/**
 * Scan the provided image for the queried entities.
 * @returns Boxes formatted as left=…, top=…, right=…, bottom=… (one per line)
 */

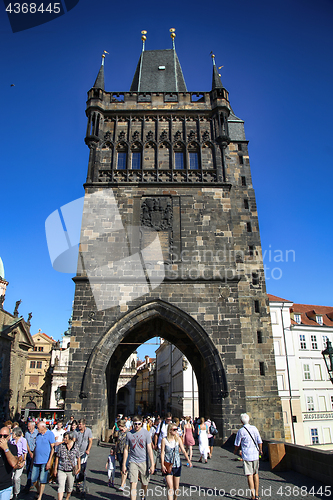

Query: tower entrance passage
left=78, top=301, right=228, bottom=438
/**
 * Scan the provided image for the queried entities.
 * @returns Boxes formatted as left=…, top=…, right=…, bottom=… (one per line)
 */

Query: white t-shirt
left=52, top=427, right=65, bottom=443
left=155, top=421, right=169, bottom=449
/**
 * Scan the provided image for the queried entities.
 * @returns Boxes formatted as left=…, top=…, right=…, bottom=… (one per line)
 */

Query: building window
left=254, top=300, right=260, bottom=313
left=246, top=222, right=252, bottom=232
left=311, top=335, right=318, bottom=350
left=248, top=245, right=254, bottom=257
left=238, top=143, right=242, bottom=151
left=36, top=361, right=42, bottom=369
left=117, top=152, right=127, bottom=170
left=322, top=336, right=329, bottom=348
left=331, top=396, right=333, bottom=410
left=131, top=152, right=141, bottom=170
left=252, top=272, right=259, bottom=286
left=30, top=361, right=36, bottom=369
left=244, top=199, right=249, bottom=209
left=303, top=364, right=311, bottom=380
left=307, top=396, right=315, bottom=412
left=311, top=428, right=319, bottom=444
left=189, top=152, right=199, bottom=170
left=314, top=364, right=322, bottom=381
left=259, top=362, right=265, bottom=376
left=294, top=314, right=301, bottom=324
left=175, top=152, right=184, bottom=169
left=239, top=155, right=244, bottom=165
left=257, top=331, right=263, bottom=344
left=241, top=176, right=246, bottom=186
left=299, top=335, right=307, bottom=350
left=316, top=315, right=323, bottom=325
left=33, top=347, right=38, bottom=351
left=38, top=346, right=44, bottom=352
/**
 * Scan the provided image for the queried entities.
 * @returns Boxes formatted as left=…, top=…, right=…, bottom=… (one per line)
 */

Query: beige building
left=23, top=329, right=56, bottom=409
left=155, top=340, right=198, bottom=418
left=116, top=352, right=137, bottom=416
left=135, top=356, right=155, bottom=415
left=0, top=259, right=34, bottom=420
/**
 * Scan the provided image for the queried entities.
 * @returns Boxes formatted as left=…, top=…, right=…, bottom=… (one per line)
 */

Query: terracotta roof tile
left=290, top=303, right=333, bottom=327
left=267, top=294, right=292, bottom=302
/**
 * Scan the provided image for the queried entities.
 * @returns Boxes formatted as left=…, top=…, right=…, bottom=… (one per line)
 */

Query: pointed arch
left=143, top=141, right=156, bottom=170
left=158, top=141, right=171, bottom=170
left=80, top=300, right=228, bottom=421
left=202, top=142, right=215, bottom=170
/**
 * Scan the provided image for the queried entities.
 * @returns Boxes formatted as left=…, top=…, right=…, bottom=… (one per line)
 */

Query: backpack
left=210, top=422, right=218, bottom=436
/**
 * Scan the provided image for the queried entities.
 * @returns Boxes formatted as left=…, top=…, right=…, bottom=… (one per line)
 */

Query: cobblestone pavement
left=20, top=442, right=331, bottom=500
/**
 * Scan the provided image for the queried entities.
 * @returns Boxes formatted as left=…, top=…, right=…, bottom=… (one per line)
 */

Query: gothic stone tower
left=65, top=39, right=284, bottom=441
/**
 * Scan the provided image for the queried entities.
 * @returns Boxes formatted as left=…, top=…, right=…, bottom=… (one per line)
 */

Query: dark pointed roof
left=93, top=63, right=105, bottom=90
left=130, top=49, right=187, bottom=92
left=212, top=63, right=223, bottom=90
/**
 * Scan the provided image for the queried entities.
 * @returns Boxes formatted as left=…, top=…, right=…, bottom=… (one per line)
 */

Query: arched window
left=131, top=142, right=142, bottom=170
left=174, top=142, right=185, bottom=170
left=188, top=142, right=200, bottom=170
left=116, top=143, right=127, bottom=170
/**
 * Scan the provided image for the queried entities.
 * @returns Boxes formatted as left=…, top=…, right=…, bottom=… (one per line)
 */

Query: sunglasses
left=134, top=422, right=142, bottom=426
left=171, top=428, right=178, bottom=432
left=0, top=434, right=9, bottom=438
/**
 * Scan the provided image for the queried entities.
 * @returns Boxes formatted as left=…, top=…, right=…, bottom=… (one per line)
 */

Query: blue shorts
left=0, top=486, right=13, bottom=500
left=31, top=464, right=49, bottom=484
left=165, top=465, right=181, bottom=477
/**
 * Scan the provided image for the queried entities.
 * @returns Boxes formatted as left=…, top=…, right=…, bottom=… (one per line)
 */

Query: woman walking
left=115, top=420, right=128, bottom=491
left=183, top=417, right=195, bottom=466
left=54, top=431, right=81, bottom=500
left=198, top=418, right=209, bottom=463
left=161, top=423, right=192, bottom=500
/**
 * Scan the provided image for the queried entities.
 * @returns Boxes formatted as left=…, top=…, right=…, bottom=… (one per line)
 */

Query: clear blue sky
left=1, top=0, right=332, bottom=360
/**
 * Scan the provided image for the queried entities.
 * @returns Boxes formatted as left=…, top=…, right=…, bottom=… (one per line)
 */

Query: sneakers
left=112, top=482, right=114, bottom=488
left=118, top=486, right=124, bottom=492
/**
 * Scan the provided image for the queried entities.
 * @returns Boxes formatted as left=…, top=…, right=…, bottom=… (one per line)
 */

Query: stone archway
left=78, top=300, right=228, bottom=438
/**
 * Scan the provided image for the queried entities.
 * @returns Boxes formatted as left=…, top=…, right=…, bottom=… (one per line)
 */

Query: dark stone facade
left=65, top=53, right=284, bottom=442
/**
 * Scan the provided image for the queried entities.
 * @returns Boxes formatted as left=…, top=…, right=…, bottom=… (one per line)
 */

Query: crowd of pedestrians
left=0, top=412, right=263, bottom=500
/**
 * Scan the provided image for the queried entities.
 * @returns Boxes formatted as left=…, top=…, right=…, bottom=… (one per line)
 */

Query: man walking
left=234, top=413, right=262, bottom=500
left=122, top=416, right=155, bottom=500
left=0, top=426, right=18, bottom=500
left=24, top=421, right=38, bottom=492
left=31, top=421, right=55, bottom=500
left=75, top=419, right=93, bottom=490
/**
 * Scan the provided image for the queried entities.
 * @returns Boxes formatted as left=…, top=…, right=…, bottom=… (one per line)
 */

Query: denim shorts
left=31, top=464, right=49, bottom=484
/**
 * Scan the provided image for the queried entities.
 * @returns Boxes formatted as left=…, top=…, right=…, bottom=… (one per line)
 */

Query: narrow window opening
left=259, top=362, right=265, bottom=376
left=254, top=300, right=260, bottom=313
left=241, top=176, right=246, bottom=186
left=132, top=152, right=141, bottom=170
left=238, top=143, right=242, bottom=151
left=247, top=222, right=252, bottom=232
left=257, top=331, right=263, bottom=343
left=239, top=155, right=244, bottom=165
left=117, top=152, right=127, bottom=170
left=189, top=152, right=199, bottom=170
left=248, top=245, right=254, bottom=257
left=244, top=199, right=249, bottom=209
left=252, top=272, right=259, bottom=286
left=175, top=152, right=184, bottom=169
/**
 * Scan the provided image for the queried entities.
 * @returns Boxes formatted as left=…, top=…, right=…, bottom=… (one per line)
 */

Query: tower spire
left=170, top=28, right=176, bottom=50
left=211, top=52, right=224, bottom=90
left=93, top=51, right=108, bottom=90
left=141, top=30, right=147, bottom=52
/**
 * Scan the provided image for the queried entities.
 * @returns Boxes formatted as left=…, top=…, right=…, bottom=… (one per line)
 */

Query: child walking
left=105, top=447, right=116, bottom=487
